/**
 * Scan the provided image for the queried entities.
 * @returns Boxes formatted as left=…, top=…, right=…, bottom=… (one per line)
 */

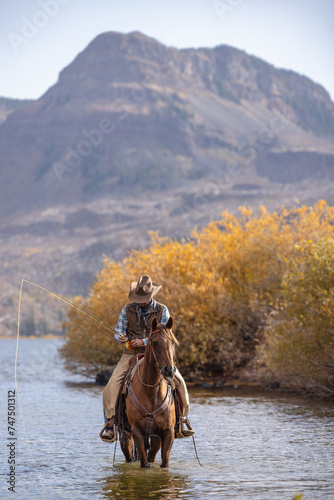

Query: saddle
left=129, top=352, right=145, bottom=366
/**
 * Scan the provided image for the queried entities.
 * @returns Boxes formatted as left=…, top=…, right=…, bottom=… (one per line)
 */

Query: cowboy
left=100, top=275, right=194, bottom=442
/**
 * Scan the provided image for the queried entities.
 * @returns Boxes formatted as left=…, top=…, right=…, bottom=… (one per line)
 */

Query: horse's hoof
left=141, top=463, right=150, bottom=468
left=160, top=463, right=168, bottom=468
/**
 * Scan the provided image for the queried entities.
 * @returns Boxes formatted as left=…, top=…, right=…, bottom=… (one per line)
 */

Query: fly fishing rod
left=17, top=279, right=204, bottom=467
left=18, top=279, right=116, bottom=336
left=15, top=277, right=116, bottom=498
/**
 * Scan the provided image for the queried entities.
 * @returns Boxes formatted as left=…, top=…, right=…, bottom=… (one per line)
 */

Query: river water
left=1, top=338, right=333, bottom=499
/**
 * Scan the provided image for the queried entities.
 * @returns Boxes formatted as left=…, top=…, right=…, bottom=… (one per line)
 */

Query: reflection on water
left=99, top=464, right=189, bottom=500
left=1, top=339, right=334, bottom=500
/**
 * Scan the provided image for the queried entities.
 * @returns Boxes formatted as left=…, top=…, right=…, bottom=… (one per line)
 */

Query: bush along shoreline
left=60, top=201, right=334, bottom=399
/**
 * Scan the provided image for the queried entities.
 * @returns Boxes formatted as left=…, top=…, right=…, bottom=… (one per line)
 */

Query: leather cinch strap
left=128, top=383, right=172, bottom=435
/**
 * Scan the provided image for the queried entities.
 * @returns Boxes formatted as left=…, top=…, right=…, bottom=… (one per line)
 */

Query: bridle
left=137, top=328, right=173, bottom=388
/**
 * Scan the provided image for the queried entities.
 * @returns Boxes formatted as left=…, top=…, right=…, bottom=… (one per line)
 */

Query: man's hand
left=118, top=334, right=129, bottom=344
left=130, top=339, right=144, bottom=348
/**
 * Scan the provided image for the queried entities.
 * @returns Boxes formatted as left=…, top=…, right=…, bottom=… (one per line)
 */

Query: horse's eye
left=152, top=341, right=158, bottom=347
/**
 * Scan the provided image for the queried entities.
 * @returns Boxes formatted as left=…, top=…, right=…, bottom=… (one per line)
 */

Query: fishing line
left=192, top=435, right=203, bottom=467
left=113, top=437, right=118, bottom=466
left=20, top=279, right=116, bottom=335
left=14, top=278, right=116, bottom=495
left=16, top=279, right=202, bottom=470
left=15, top=280, right=50, bottom=497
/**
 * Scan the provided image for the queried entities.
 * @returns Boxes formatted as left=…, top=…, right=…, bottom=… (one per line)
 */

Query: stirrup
left=99, top=421, right=117, bottom=443
left=175, top=416, right=195, bottom=439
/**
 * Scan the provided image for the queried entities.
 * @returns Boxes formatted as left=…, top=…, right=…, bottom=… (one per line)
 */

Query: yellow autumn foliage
left=60, top=201, right=334, bottom=390
left=260, top=237, right=334, bottom=395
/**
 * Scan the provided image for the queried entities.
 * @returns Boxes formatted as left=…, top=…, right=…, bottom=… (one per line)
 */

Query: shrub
left=260, top=237, right=334, bottom=396
left=60, top=201, right=334, bottom=383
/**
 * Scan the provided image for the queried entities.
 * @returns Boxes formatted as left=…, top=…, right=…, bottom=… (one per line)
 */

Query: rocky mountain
left=0, top=97, right=32, bottom=125
left=1, top=31, right=334, bottom=337
left=1, top=31, right=334, bottom=218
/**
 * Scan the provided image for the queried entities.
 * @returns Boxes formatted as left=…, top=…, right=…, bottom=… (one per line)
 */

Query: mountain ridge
left=1, top=30, right=333, bottom=220
left=1, top=30, right=334, bottom=336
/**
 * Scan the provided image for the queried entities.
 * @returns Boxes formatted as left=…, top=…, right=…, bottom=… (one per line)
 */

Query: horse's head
left=149, top=317, right=179, bottom=382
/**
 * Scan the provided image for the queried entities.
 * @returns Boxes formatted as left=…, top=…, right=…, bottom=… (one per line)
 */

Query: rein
left=148, top=328, right=164, bottom=371
left=137, top=328, right=169, bottom=388
left=137, top=362, right=162, bottom=388
left=128, top=327, right=174, bottom=434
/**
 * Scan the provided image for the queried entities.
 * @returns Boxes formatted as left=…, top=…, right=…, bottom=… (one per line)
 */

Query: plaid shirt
left=115, top=299, right=170, bottom=346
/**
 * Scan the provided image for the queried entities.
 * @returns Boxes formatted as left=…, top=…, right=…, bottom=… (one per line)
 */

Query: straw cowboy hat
left=129, top=275, right=162, bottom=304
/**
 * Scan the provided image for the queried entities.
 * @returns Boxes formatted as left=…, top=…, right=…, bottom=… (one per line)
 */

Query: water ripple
left=1, top=339, right=333, bottom=500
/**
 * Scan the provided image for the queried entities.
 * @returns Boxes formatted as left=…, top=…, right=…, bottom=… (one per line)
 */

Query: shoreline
left=0, top=334, right=64, bottom=340
left=2, top=335, right=332, bottom=402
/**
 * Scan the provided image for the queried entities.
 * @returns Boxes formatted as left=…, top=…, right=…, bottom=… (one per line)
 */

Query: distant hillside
left=0, top=31, right=333, bottom=218
left=0, top=96, right=33, bottom=125
left=1, top=31, right=334, bottom=338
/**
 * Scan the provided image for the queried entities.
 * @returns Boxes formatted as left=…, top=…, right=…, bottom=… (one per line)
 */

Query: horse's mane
left=151, top=323, right=179, bottom=347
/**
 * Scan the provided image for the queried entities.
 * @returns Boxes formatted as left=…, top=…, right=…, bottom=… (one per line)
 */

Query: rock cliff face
left=0, top=31, right=333, bottom=218
left=0, top=97, right=33, bottom=125
left=0, top=31, right=333, bottom=336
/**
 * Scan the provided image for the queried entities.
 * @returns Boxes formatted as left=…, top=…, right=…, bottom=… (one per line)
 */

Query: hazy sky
left=1, top=0, right=333, bottom=100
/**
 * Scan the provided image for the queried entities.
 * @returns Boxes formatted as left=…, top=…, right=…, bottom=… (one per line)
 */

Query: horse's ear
left=152, top=317, right=158, bottom=331
left=166, top=316, right=173, bottom=329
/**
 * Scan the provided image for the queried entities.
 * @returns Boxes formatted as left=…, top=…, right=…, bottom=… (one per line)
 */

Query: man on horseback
left=100, top=275, right=194, bottom=442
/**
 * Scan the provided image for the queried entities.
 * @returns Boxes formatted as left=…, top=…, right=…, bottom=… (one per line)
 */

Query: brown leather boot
left=175, top=416, right=195, bottom=438
left=99, top=417, right=117, bottom=443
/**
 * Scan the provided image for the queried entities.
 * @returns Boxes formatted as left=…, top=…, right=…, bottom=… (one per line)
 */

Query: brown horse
left=120, top=316, right=178, bottom=468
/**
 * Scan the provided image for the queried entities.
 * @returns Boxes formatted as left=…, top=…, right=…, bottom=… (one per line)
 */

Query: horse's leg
left=147, top=435, right=161, bottom=463
left=160, top=428, right=174, bottom=468
left=120, top=431, right=134, bottom=462
left=132, top=426, right=150, bottom=468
